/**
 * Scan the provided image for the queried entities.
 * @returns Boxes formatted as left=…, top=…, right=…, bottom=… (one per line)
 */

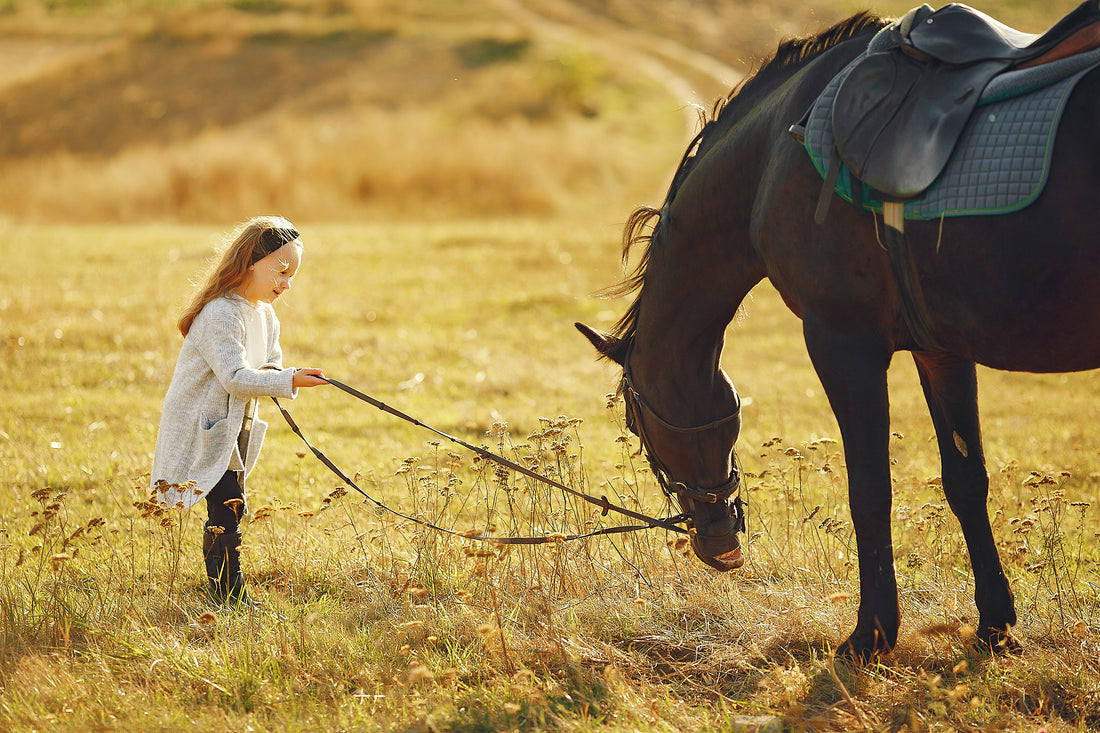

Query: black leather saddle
left=831, top=0, right=1100, bottom=200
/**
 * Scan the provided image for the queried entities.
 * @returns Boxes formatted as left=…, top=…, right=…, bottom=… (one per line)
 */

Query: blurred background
left=0, top=0, right=1079, bottom=225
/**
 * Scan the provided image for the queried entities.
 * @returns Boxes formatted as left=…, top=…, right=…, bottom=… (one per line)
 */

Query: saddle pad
left=803, top=45, right=1100, bottom=220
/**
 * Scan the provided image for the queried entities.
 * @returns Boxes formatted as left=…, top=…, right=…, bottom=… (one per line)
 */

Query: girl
left=151, top=216, right=327, bottom=606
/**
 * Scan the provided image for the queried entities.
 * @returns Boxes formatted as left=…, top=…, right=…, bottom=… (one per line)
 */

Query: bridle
left=620, top=351, right=747, bottom=532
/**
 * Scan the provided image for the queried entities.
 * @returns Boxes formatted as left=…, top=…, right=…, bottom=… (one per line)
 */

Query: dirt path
left=492, top=0, right=744, bottom=139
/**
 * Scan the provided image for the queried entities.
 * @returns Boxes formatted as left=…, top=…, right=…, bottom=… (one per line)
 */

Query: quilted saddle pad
left=801, top=39, right=1100, bottom=220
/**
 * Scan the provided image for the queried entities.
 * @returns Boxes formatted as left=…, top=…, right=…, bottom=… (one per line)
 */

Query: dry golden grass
left=0, top=0, right=683, bottom=224
left=4, top=1, right=1100, bottom=731
left=4, top=219, right=1100, bottom=732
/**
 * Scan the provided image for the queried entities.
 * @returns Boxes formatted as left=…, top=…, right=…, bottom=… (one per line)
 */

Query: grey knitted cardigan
left=151, top=294, right=297, bottom=509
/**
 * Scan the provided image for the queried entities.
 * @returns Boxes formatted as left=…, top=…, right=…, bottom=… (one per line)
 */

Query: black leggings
left=206, top=470, right=245, bottom=533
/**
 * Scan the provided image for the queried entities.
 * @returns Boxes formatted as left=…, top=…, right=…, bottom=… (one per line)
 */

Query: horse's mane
left=715, top=11, right=889, bottom=120
left=602, top=11, right=889, bottom=350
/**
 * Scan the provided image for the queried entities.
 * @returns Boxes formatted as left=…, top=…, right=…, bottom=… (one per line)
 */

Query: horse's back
left=756, top=54, right=1100, bottom=372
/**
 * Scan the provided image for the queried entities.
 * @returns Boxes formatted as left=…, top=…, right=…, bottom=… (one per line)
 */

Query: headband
left=252, top=226, right=300, bottom=263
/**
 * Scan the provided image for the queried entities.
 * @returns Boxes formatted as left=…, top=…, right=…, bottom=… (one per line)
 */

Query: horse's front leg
left=803, top=320, right=898, bottom=660
left=913, top=352, right=1018, bottom=652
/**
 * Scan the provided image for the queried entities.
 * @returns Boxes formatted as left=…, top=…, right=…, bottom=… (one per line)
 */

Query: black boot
left=203, top=522, right=253, bottom=607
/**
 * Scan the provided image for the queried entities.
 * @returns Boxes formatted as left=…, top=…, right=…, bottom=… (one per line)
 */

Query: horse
left=576, top=4, right=1100, bottom=660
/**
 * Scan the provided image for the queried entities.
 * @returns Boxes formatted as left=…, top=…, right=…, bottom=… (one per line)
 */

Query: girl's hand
left=293, top=368, right=328, bottom=388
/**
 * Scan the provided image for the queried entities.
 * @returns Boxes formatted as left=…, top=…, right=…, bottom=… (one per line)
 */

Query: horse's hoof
left=980, top=627, right=1022, bottom=655
left=835, top=641, right=878, bottom=664
left=836, top=629, right=894, bottom=662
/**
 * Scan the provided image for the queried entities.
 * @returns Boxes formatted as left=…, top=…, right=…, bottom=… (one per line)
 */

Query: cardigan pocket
left=200, top=412, right=224, bottom=431
left=197, top=414, right=233, bottom=464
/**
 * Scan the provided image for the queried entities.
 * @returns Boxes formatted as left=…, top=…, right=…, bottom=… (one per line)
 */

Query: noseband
left=621, top=355, right=746, bottom=533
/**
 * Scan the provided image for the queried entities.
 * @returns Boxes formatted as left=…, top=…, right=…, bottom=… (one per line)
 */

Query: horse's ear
left=575, top=322, right=626, bottom=365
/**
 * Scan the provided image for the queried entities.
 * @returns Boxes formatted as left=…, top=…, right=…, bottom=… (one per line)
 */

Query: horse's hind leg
left=913, top=352, right=1018, bottom=652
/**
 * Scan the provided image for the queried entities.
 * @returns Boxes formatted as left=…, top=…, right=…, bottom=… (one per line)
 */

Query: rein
left=273, top=376, right=693, bottom=545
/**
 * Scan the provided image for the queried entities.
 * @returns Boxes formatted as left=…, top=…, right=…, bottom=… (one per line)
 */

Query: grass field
left=5, top=219, right=1100, bottom=731
left=5, top=0, right=1100, bottom=730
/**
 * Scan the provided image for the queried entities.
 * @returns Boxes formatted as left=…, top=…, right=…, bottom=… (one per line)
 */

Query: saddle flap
left=831, top=50, right=1008, bottom=198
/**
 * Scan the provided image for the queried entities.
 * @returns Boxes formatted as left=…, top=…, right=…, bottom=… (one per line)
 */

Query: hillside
left=0, top=0, right=1085, bottom=223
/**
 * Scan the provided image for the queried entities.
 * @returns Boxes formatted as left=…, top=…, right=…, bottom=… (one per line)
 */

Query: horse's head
left=576, top=322, right=746, bottom=571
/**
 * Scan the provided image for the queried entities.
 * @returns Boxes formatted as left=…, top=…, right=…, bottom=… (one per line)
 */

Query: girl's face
left=237, top=242, right=303, bottom=304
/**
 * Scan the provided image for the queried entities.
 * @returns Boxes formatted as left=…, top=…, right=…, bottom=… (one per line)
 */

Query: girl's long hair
left=178, top=215, right=300, bottom=336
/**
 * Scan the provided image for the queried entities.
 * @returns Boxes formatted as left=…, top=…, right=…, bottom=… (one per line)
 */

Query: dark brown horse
left=577, top=6, right=1100, bottom=660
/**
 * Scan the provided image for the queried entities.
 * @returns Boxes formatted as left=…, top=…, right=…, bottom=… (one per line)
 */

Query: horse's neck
left=632, top=310, right=727, bottom=391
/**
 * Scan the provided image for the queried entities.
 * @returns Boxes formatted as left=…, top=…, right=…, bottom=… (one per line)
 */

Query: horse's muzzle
left=690, top=523, right=746, bottom=571
left=680, top=488, right=747, bottom=572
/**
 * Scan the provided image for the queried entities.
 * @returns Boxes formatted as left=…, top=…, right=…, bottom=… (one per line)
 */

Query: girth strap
left=880, top=203, right=943, bottom=352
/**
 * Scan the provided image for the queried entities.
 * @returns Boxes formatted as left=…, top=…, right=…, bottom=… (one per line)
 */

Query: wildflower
left=407, top=663, right=434, bottom=684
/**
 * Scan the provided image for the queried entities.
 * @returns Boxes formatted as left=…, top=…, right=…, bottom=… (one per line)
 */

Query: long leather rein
left=273, top=376, right=694, bottom=545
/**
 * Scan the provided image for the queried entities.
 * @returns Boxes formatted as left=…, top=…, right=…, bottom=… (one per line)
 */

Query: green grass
left=4, top=220, right=1100, bottom=731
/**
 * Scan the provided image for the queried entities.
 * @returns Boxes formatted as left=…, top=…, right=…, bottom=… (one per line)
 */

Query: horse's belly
left=951, top=297, right=1100, bottom=374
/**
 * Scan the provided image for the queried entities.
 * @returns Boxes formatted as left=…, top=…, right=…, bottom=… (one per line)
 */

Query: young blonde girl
left=151, top=216, right=327, bottom=605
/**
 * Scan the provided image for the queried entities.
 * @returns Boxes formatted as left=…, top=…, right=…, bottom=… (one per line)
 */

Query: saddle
left=792, top=1, right=1100, bottom=352
left=829, top=0, right=1100, bottom=201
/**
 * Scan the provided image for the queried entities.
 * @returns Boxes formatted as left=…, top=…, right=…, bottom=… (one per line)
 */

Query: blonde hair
left=178, top=215, right=301, bottom=336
